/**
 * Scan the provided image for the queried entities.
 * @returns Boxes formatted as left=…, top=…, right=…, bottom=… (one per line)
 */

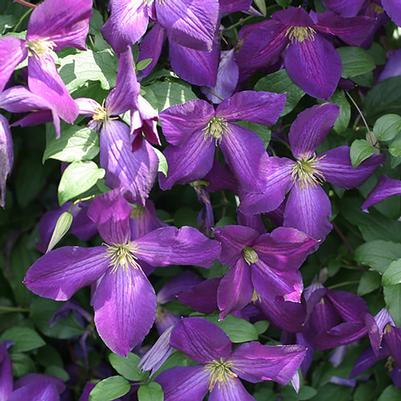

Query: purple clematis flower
left=76, top=48, right=158, bottom=204
left=0, top=0, right=92, bottom=123
left=362, top=175, right=401, bottom=210
left=156, top=317, right=306, bottom=401
left=0, top=115, right=12, bottom=208
left=214, top=225, right=317, bottom=319
left=158, top=91, right=286, bottom=191
left=101, top=0, right=219, bottom=54
left=236, top=7, right=375, bottom=98
left=23, top=192, right=221, bottom=356
left=240, top=103, right=383, bottom=240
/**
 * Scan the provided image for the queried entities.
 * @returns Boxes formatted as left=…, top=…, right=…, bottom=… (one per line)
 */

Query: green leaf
left=337, top=47, right=375, bottom=79
left=137, top=58, right=152, bottom=71
left=299, top=386, right=318, bottom=400
left=154, top=148, right=168, bottom=176
left=58, top=161, right=105, bottom=205
left=47, top=211, right=73, bottom=252
left=357, top=271, right=381, bottom=295
left=350, top=139, right=377, bottom=167
left=330, top=90, right=351, bottom=133
left=383, top=258, right=401, bottom=286
left=254, top=0, right=267, bottom=15
left=378, top=386, right=401, bottom=401
left=389, top=135, right=401, bottom=158
left=355, top=240, right=401, bottom=274
left=255, top=69, right=304, bottom=115
left=108, top=353, right=148, bottom=382
left=208, top=315, right=259, bottom=343
left=44, top=125, right=99, bottom=163
left=89, top=376, right=131, bottom=401
left=384, top=285, right=401, bottom=325
left=45, top=365, right=70, bottom=382
left=0, top=327, right=45, bottom=353
left=373, top=114, right=401, bottom=142
left=11, top=353, right=35, bottom=378
left=138, top=382, right=164, bottom=401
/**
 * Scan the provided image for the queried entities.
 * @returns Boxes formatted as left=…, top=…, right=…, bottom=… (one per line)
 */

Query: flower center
left=371, top=3, right=384, bottom=14
left=242, top=247, right=258, bottom=265
left=204, top=117, right=228, bottom=142
left=92, top=105, right=109, bottom=122
left=106, top=243, right=139, bottom=272
left=206, top=359, right=237, bottom=390
left=26, top=39, right=55, bottom=56
left=286, top=26, right=316, bottom=43
left=291, top=155, right=325, bottom=187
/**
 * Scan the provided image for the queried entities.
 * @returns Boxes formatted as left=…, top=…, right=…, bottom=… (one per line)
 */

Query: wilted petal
left=218, top=259, right=253, bottom=319
left=209, top=378, right=255, bottom=401
left=285, top=36, right=341, bottom=99
left=284, top=182, right=332, bottom=241
left=156, top=366, right=209, bottom=401
left=100, top=121, right=158, bottom=204
left=0, top=37, right=27, bottom=92
left=0, top=343, right=12, bottom=401
left=27, top=0, right=92, bottom=50
left=24, top=246, right=108, bottom=301
left=383, top=0, right=401, bottom=26
left=230, top=342, right=306, bottom=384
left=155, top=0, right=219, bottom=51
left=317, top=146, right=382, bottom=189
left=93, top=266, right=156, bottom=356
left=289, top=103, right=339, bottom=159
left=134, top=226, right=221, bottom=268
left=28, top=54, right=78, bottom=123
left=170, top=317, right=232, bottom=362
left=159, top=131, right=215, bottom=190
left=362, top=176, right=401, bottom=210
left=101, top=0, right=149, bottom=53
left=217, top=91, right=286, bottom=126
left=169, top=36, right=219, bottom=87
left=322, top=0, right=365, bottom=17
left=0, top=116, right=13, bottom=208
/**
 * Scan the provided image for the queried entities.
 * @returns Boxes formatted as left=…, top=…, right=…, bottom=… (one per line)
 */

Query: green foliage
left=89, top=376, right=131, bottom=401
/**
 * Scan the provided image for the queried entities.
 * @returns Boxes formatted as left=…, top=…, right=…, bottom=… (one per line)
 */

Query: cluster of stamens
left=204, top=117, right=228, bottom=143
left=206, top=359, right=237, bottom=390
left=106, top=243, right=139, bottom=272
left=286, top=26, right=316, bottom=43
left=291, top=155, right=325, bottom=187
left=26, top=39, right=55, bottom=56
left=92, top=105, right=109, bottom=122
left=242, top=246, right=259, bottom=265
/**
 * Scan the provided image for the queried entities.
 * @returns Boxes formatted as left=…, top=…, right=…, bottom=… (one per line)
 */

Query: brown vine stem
left=14, top=0, right=37, bottom=9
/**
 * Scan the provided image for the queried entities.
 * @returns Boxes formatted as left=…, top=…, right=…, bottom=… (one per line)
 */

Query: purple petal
left=214, top=225, right=260, bottom=267
left=159, top=100, right=214, bottom=146
left=379, top=49, right=401, bottom=81
left=318, top=145, right=382, bottom=189
left=0, top=116, right=13, bottom=208
left=237, top=212, right=265, bottom=234
left=157, top=272, right=202, bottom=304
left=14, top=374, right=64, bottom=394
left=130, top=200, right=166, bottom=240
left=28, top=54, right=78, bottom=124
left=24, top=246, right=108, bottom=301
left=231, top=342, right=306, bottom=385
left=216, top=91, right=286, bottom=126
left=327, top=290, right=369, bottom=321
left=289, top=103, right=339, bottom=159
left=383, top=0, right=401, bottom=26
left=100, top=121, right=158, bottom=205
left=0, top=85, right=52, bottom=113
left=27, top=0, right=92, bottom=50
left=101, top=0, right=149, bottom=54
left=170, top=317, right=232, bottom=362
left=134, top=226, right=221, bottom=268
left=106, top=48, right=140, bottom=116
left=159, top=130, right=215, bottom=190
left=220, top=0, right=252, bottom=14
left=0, top=343, right=12, bottom=401
left=8, top=383, right=60, bottom=401
left=87, top=191, right=132, bottom=244
left=0, top=37, right=27, bottom=92
left=155, top=0, right=219, bottom=51
left=273, top=6, right=315, bottom=25
left=217, top=259, right=253, bottom=319
left=12, top=110, right=60, bottom=137
left=93, top=266, right=156, bottom=356
left=156, top=366, right=209, bottom=401
left=169, top=35, right=219, bottom=87
left=209, top=378, right=255, bottom=401
left=384, top=326, right=401, bottom=367
left=322, top=0, right=365, bottom=17
left=362, top=176, right=401, bottom=210
left=76, top=97, right=101, bottom=116
left=351, top=348, right=385, bottom=378
left=285, top=36, right=341, bottom=99
left=284, top=183, right=332, bottom=241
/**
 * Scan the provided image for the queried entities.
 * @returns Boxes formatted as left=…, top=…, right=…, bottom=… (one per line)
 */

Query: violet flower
left=156, top=317, right=306, bottom=401
left=236, top=7, right=374, bottom=98
left=0, top=0, right=92, bottom=123
left=362, top=176, right=401, bottom=210
left=214, top=225, right=317, bottom=319
left=240, top=103, right=383, bottom=240
left=23, top=192, right=221, bottom=356
left=76, top=48, right=158, bottom=204
left=158, top=91, right=286, bottom=191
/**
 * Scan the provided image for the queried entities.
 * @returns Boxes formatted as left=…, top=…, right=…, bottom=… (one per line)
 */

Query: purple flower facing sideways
left=23, top=192, right=221, bottom=356
left=214, top=225, right=317, bottom=319
left=236, top=7, right=374, bottom=98
left=156, top=317, right=306, bottom=401
left=0, top=0, right=92, bottom=123
left=159, top=91, right=286, bottom=191
left=362, top=175, right=401, bottom=210
left=240, top=103, right=383, bottom=240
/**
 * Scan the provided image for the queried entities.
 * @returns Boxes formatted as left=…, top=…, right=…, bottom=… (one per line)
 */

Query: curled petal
left=362, top=176, right=401, bottom=210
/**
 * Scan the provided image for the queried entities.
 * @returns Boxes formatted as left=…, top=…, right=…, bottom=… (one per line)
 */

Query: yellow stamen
left=26, top=39, right=55, bottom=56
left=251, top=289, right=261, bottom=303
left=92, top=105, right=109, bottom=122
left=105, top=243, right=139, bottom=272
left=204, top=117, right=228, bottom=143
left=291, top=154, right=325, bottom=187
left=242, top=247, right=258, bottom=265
left=286, top=26, right=316, bottom=43
left=206, top=359, right=237, bottom=390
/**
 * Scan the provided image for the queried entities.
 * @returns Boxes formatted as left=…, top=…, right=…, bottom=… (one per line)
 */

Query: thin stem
left=14, top=7, right=33, bottom=31
left=346, top=91, right=370, bottom=133
left=223, top=15, right=254, bottom=32
left=328, top=281, right=359, bottom=289
left=14, top=0, right=37, bottom=8
left=0, top=306, right=30, bottom=313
